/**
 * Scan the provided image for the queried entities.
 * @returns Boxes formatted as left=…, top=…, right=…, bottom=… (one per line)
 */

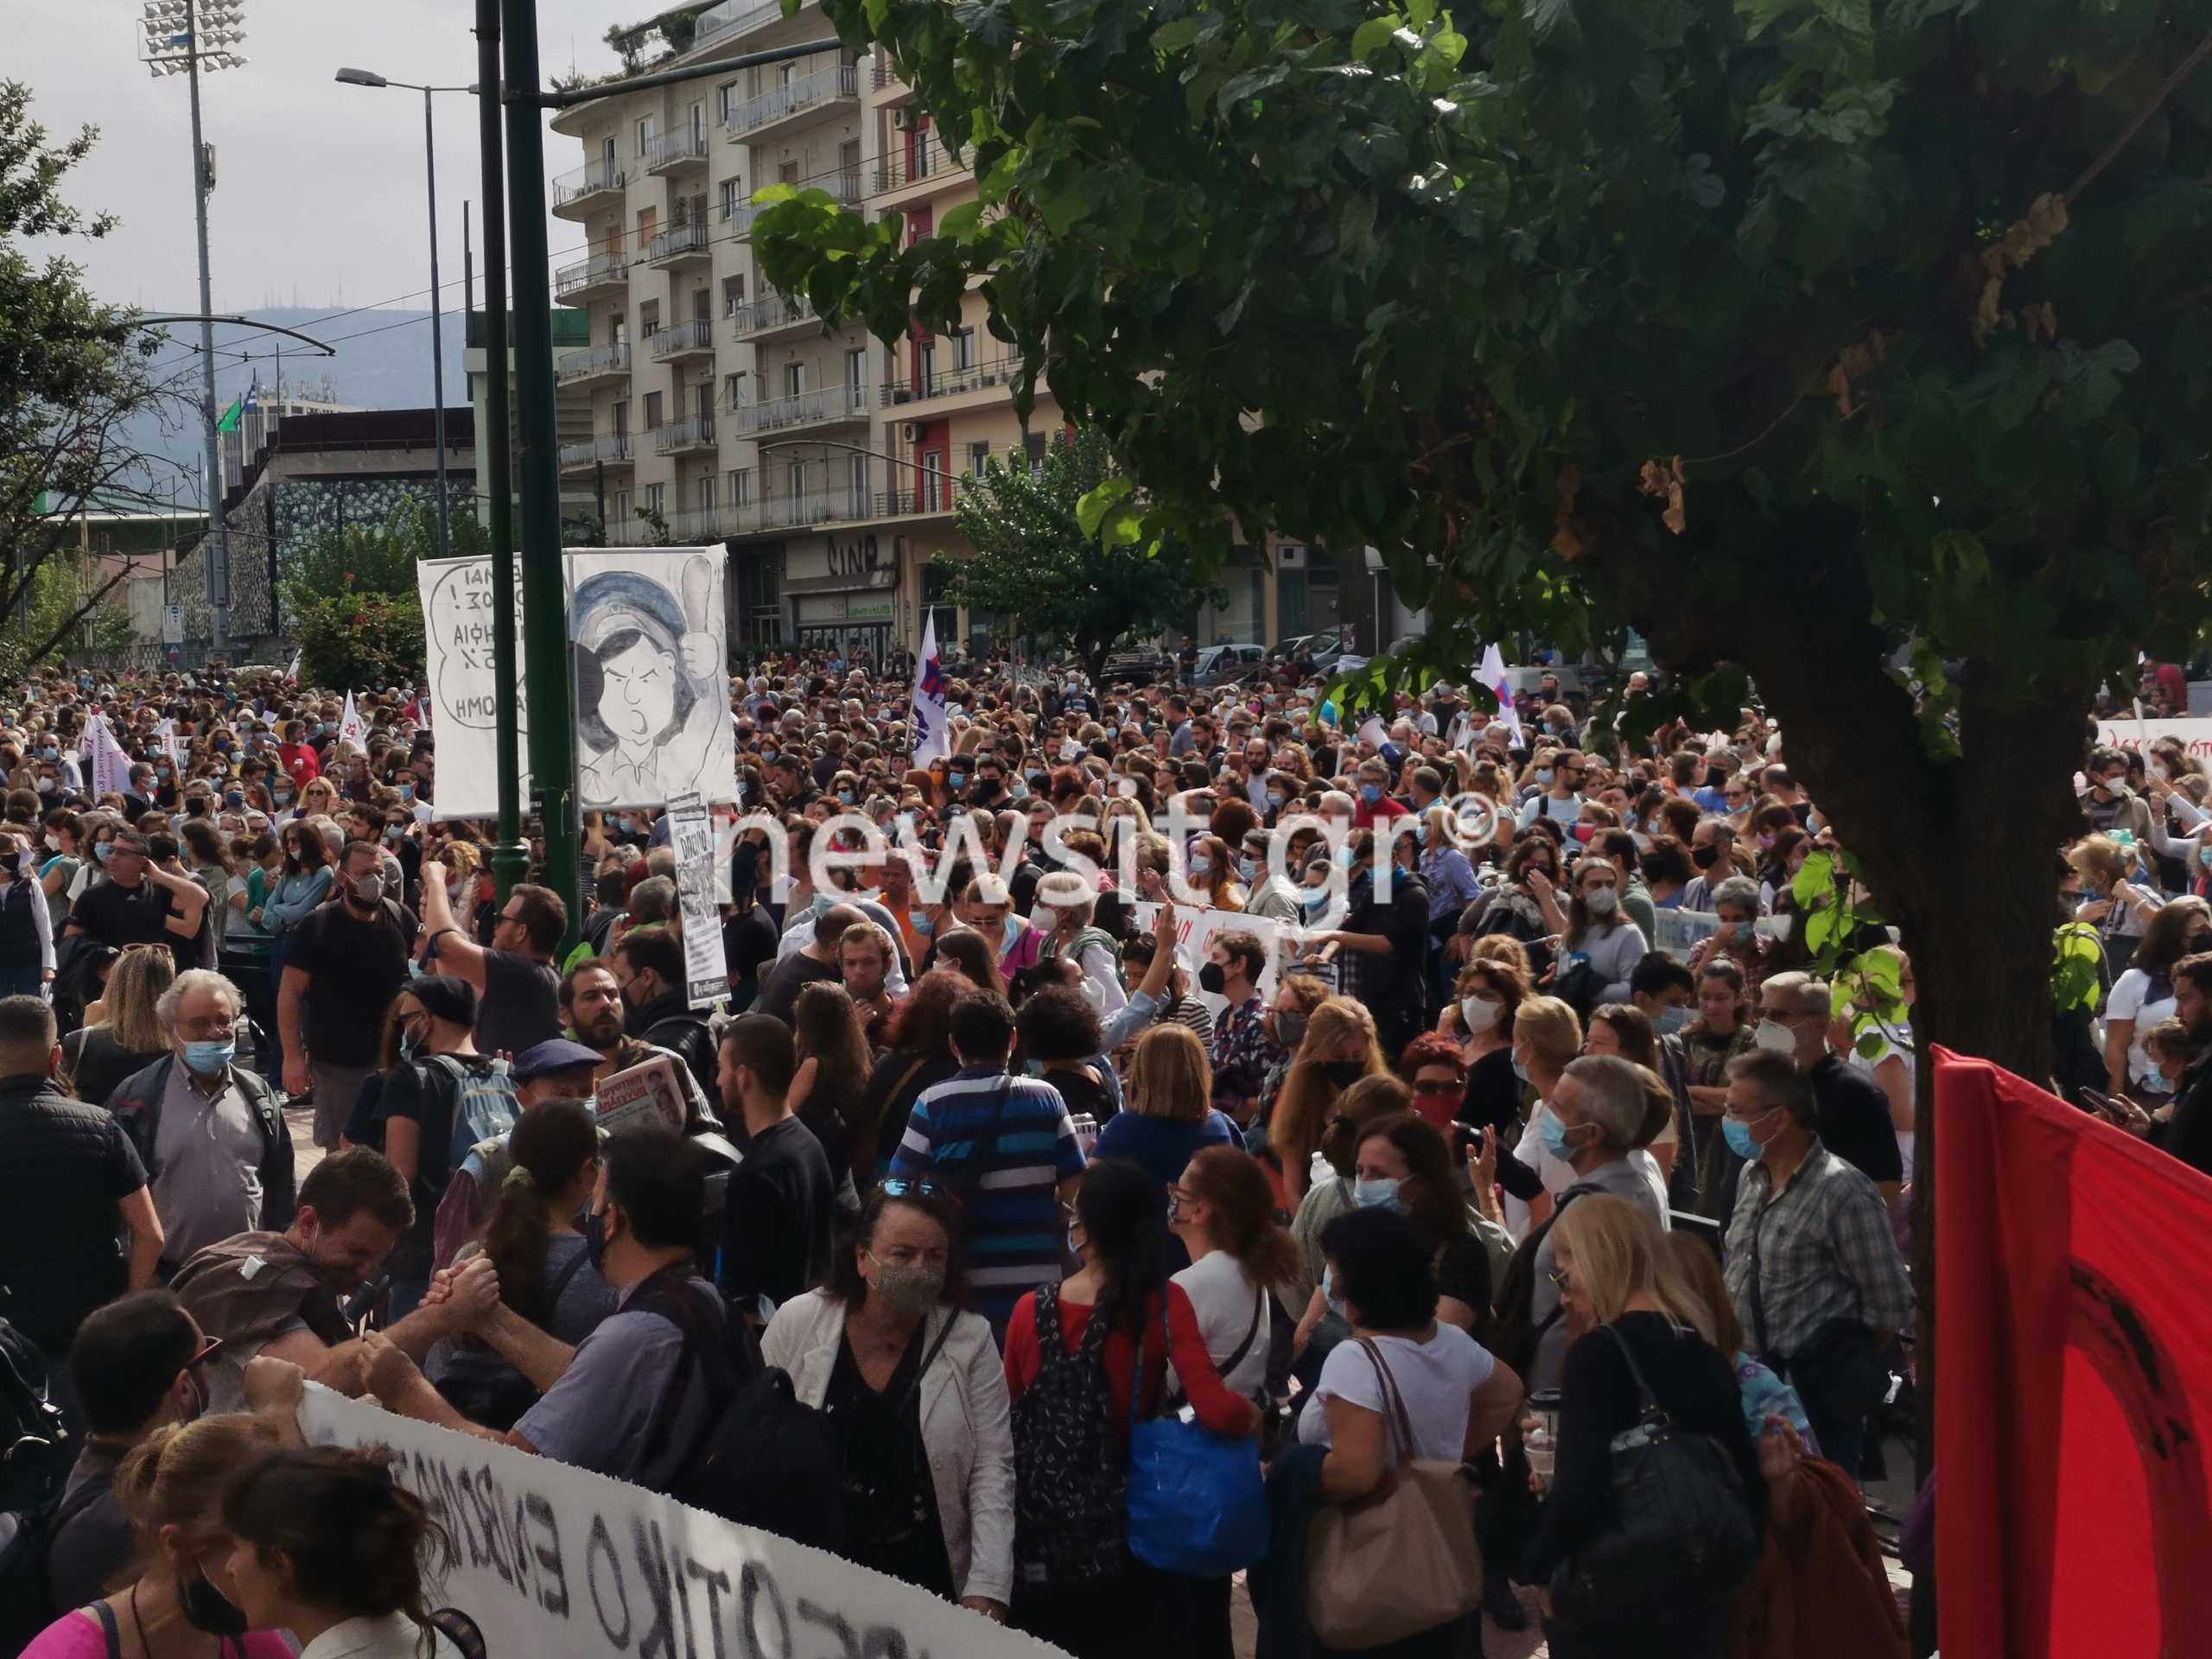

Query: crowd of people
left=5, top=645, right=2185, bottom=1658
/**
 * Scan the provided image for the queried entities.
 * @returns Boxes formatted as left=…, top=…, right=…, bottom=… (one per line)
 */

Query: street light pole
left=184, top=0, right=228, bottom=654
left=422, top=85, right=452, bottom=562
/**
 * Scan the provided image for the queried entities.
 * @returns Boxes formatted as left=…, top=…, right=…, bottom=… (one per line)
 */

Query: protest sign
left=1651, top=908, right=1722, bottom=963
left=2095, top=717, right=2212, bottom=757
left=297, top=1385, right=1069, bottom=1659
left=666, top=790, right=731, bottom=1009
left=419, top=554, right=531, bottom=822
left=593, top=1053, right=688, bottom=1138
left=86, top=713, right=128, bottom=799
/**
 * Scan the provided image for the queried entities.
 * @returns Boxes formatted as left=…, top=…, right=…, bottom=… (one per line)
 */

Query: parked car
left=1195, top=643, right=1268, bottom=684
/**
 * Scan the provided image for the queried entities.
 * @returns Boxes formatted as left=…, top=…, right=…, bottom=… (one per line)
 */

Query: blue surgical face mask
left=1535, top=767, right=1554, bottom=786
left=1359, top=783, right=1382, bottom=804
left=1001, top=915, right=1021, bottom=952
left=1351, top=1175, right=1402, bottom=1211
left=182, top=1038, right=235, bottom=1074
left=1537, top=1105, right=1577, bottom=1160
left=93, top=842, right=111, bottom=864
left=1321, top=1263, right=1345, bottom=1320
left=1304, top=888, right=1331, bottom=915
left=1653, top=1006, right=1691, bottom=1038
left=1237, top=855, right=1260, bottom=885
left=1723, top=1113, right=1765, bottom=1160
left=811, top=891, right=839, bottom=918
left=837, top=789, right=855, bottom=805
left=909, top=908, right=935, bottom=937
left=1267, top=790, right=1286, bottom=809
left=1189, top=853, right=1212, bottom=876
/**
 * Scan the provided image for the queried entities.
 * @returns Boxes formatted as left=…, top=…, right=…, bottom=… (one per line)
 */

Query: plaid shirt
left=1210, top=995, right=1281, bottom=1120
left=1723, top=1139, right=1914, bottom=1361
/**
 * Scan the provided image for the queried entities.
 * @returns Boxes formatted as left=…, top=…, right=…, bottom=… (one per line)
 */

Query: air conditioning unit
left=900, top=422, right=925, bottom=443
left=892, top=107, right=917, bottom=130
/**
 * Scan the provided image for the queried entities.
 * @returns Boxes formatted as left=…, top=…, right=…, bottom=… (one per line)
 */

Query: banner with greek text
left=2095, top=716, right=2212, bottom=756
left=1131, top=901, right=1283, bottom=1016
left=1650, top=907, right=1722, bottom=963
left=667, top=790, right=731, bottom=1008
left=419, top=554, right=530, bottom=823
left=297, top=1386, right=1067, bottom=1659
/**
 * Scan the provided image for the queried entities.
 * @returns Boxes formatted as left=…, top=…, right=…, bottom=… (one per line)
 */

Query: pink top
left=20, top=1609, right=296, bottom=1659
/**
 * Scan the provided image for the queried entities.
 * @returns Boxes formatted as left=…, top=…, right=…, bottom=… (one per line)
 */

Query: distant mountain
left=125, top=307, right=468, bottom=492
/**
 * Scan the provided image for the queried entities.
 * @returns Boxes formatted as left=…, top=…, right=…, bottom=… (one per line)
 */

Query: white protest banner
left=1651, top=907, right=1722, bottom=963
left=667, top=789, right=730, bottom=1009
left=297, top=1385, right=1069, bottom=1659
left=154, top=717, right=188, bottom=772
left=1132, top=901, right=1281, bottom=1016
left=593, top=1052, right=689, bottom=1136
left=337, top=690, right=369, bottom=754
left=420, top=553, right=530, bottom=822
left=2096, top=717, right=2212, bottom=757
left=86, top=713, right=129, bottom=799
left=569, top=549, right=737, bottom=812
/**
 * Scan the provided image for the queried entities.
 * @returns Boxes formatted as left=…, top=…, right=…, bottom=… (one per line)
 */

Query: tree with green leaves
left=941, top=428, right=1220, bottom=683
left=0, top=79, right=188, bottom=664
left=757, top=0, right=2212, bottom=1163
left=279, top=495, right=483, bottom=621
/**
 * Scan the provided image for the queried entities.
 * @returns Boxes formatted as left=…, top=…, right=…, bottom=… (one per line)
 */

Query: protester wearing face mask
left=277, top=840, right=421, bottom=1151
left=1268, top=996, right=1387, bottom=1205
left=0, top=828, right=56, bottom=998
left=1033, top=871, right=1130, bottom=1015
left=17, top=1410, right=292, bottom=1659
left=108, top=970, right=294, bottom=1274
left=43, top=1292, right=226, bottom=1615
left=763, top=1182, right=1014, bottom=1617
left=1750, top=972, right=1903, bottom=1207
left=1719, top=1052, right=1914, bottom=1485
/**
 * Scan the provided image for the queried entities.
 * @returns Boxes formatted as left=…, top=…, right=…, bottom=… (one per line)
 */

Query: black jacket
left=108, top=1055, right=296, bottom=1233
left=632, top=990, right=723, bottom=1122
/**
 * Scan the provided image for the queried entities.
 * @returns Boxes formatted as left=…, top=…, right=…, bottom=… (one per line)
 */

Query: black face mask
left=1691, top=843, right=1721, bottom=869
left=180, top=1572, right=250, bottom=1637
left=1321, top=1058, right=1366, bottom=1089
left=1197, top=962, right=1228, bottom=995
left=583, top=1206, right=611, bottom=1273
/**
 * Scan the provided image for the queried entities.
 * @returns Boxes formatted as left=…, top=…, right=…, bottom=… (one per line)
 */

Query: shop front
left=784, top=529, right=906, bottom=669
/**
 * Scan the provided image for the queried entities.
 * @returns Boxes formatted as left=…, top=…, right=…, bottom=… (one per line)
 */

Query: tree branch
left=2065, top=32, right=2212, bottom=207
left=23, top=559, right=138, bottom=667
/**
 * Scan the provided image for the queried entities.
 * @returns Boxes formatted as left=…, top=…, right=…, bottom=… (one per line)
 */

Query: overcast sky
left=16, top=0, right=627, bottom=318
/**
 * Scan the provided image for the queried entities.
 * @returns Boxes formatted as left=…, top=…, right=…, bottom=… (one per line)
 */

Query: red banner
left=1935, top=1048, right=2212, bottom=1655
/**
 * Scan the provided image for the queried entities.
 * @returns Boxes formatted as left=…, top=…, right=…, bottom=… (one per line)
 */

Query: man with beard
left=170, top=1147, right=495, bottom=1411
left=416, top=858, right=568, bottom=1060
left=562, top=959, right=717, bottom=1130
left=279, top=840, right=421, bottom=1149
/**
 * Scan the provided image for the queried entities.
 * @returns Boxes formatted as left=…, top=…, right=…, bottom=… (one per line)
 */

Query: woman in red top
left=1002, top=1157, right=1257, bottom=1657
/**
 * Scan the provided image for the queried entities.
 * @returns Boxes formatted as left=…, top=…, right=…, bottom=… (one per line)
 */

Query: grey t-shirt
left=151, top=1064, right=264, bottom=1267
left=514, top=1272, right=720, bottom=1493
left=1528, top=1157, right=1670, bottom=1392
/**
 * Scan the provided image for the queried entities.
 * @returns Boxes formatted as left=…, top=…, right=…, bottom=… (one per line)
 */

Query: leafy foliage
left=943, top=429, right=1220, bottom=681
left=755, top=0, right=2212, bottom=1076
left=280, top=496, right=485, bottom=620
left=296, top=591, right=425, bottom=691
left=0, top=79, right=190, bottom=664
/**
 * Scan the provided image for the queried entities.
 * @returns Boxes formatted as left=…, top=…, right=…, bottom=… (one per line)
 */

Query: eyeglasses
left=186, top=1336, right=225, bottom=1370
left=878, top=1177, right=950, bottom=1204
left=1546, top=1269, right=1573, bottom=1292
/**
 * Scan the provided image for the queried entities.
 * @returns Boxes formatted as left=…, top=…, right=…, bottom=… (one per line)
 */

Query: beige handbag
left=1304, top=1338, right=1484, bottom=1649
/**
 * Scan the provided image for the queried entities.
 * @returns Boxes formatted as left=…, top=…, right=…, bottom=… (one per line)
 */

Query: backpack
left=1011, top=1281, right=1130, bottom=1592
left=1489, top=1182, right=1599, bottom=1379
left=429, top=1056, right=521, bottom=1173
left=626, top=1273, right=845, bottom=1551
left=0, top=1319, right=79, bottom=1654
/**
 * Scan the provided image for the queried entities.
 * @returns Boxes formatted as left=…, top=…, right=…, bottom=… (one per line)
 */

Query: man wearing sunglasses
left=46, top=1290, right=223, bottom=1611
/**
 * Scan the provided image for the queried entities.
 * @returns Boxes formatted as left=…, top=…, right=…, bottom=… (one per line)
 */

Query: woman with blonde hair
left=1092, top=1023, right=1243, bottom=1191
left=20, top=1413, right=291, bottom=1659
left=64, top=943, right=176, bottom=1109
left=1185, top=831, right=1246, bottom=911
left=1520, top=1196, right=1764, bottom=1657
left=1267, top=996, right=1386, bottom=1205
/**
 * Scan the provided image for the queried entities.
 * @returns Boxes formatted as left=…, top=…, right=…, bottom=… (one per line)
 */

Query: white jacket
left=761, top=1289, right=1016, bottom=1604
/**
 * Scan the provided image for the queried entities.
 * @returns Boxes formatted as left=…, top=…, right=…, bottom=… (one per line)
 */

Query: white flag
left=287, top=648, right=302, bottom=682
left=336, top=690, right=368, bottom=754
left=86, top=714, right=130, bottom=800
left=1478, top=641, right=1523, bottom=741
left=910, top=615, right=950, bottom=766
left=155, top=718, right=188, bottom=772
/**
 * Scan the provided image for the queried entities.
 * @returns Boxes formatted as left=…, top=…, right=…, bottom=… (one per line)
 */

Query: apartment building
left=545, top=0, right=1351, bottom=660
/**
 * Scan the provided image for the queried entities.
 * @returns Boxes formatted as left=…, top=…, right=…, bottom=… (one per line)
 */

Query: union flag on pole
left=911, top=614, right=950, bottom=766
left=1935, top=1048, right=2212, bottom=1655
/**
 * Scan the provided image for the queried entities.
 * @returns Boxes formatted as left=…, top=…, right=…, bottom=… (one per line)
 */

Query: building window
left=645, top=481, right=664, bottom=516
left=922, top=452, right=946, bottom=512
left=699, top=473, right=718, bottom=512
left=967, top=441, right=991, bottom=475
left=918, top=337, right=936, bottom=390
left=723, top=372, right=747, bottom=410
left=639, top=300, right=660, bottom=338
left=719, top=177, right=743, bottom=221
left=718, top=81, right=739, bottom=124
left=779, top=159, right=800, bottom=186
left=785, top=460, right=807, bottom=502
left=636, top=116, right=657, bottom=153
left=1024, top=430, right=1047, bottom=474
left=730, top=467, right=752, bottom=505
left=784, top=361, right=806, bottom=397
left=849, top=454, right=869, bottom=514
left=613, top=488, right=630, bottom=523
left=951, top=328, right=976, bottom=371
left=721, top=275, right=745, bottom=316
left=644, top=391, right=664, bottom=429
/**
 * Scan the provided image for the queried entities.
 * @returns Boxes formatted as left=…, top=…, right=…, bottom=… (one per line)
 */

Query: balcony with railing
left=646, top=220, right=713, bottom=267
left=875, top=139, right=963, bottom=196
left=730, top=292, right=819, bottom=339
left=871, top=52, right=909, bottom=99
left=553, top=251, right=629, bottom=302
left=649, top=320, right=717, bottom=364
left=693, top=0, right=790, bottom=52
left=873, top=480, right=960, bottom=518
left=654, top=416, right=718, bottom=455
left=726, top=61, right=859, bottom=138
left=555, top=341, right=632, bottom=385
left=559, top=434, right=633, bottom=474
left=644, top=126, right=710, bottom=175
left=881, top=353, right=1021, bottom=406
left=552, top=156, right=627, bottom=215
left=733, top=385, right=870, bottom=434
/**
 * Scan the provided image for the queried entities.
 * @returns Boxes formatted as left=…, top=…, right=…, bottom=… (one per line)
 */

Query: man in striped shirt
left=889, top=989, right=1086, bottom=1332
